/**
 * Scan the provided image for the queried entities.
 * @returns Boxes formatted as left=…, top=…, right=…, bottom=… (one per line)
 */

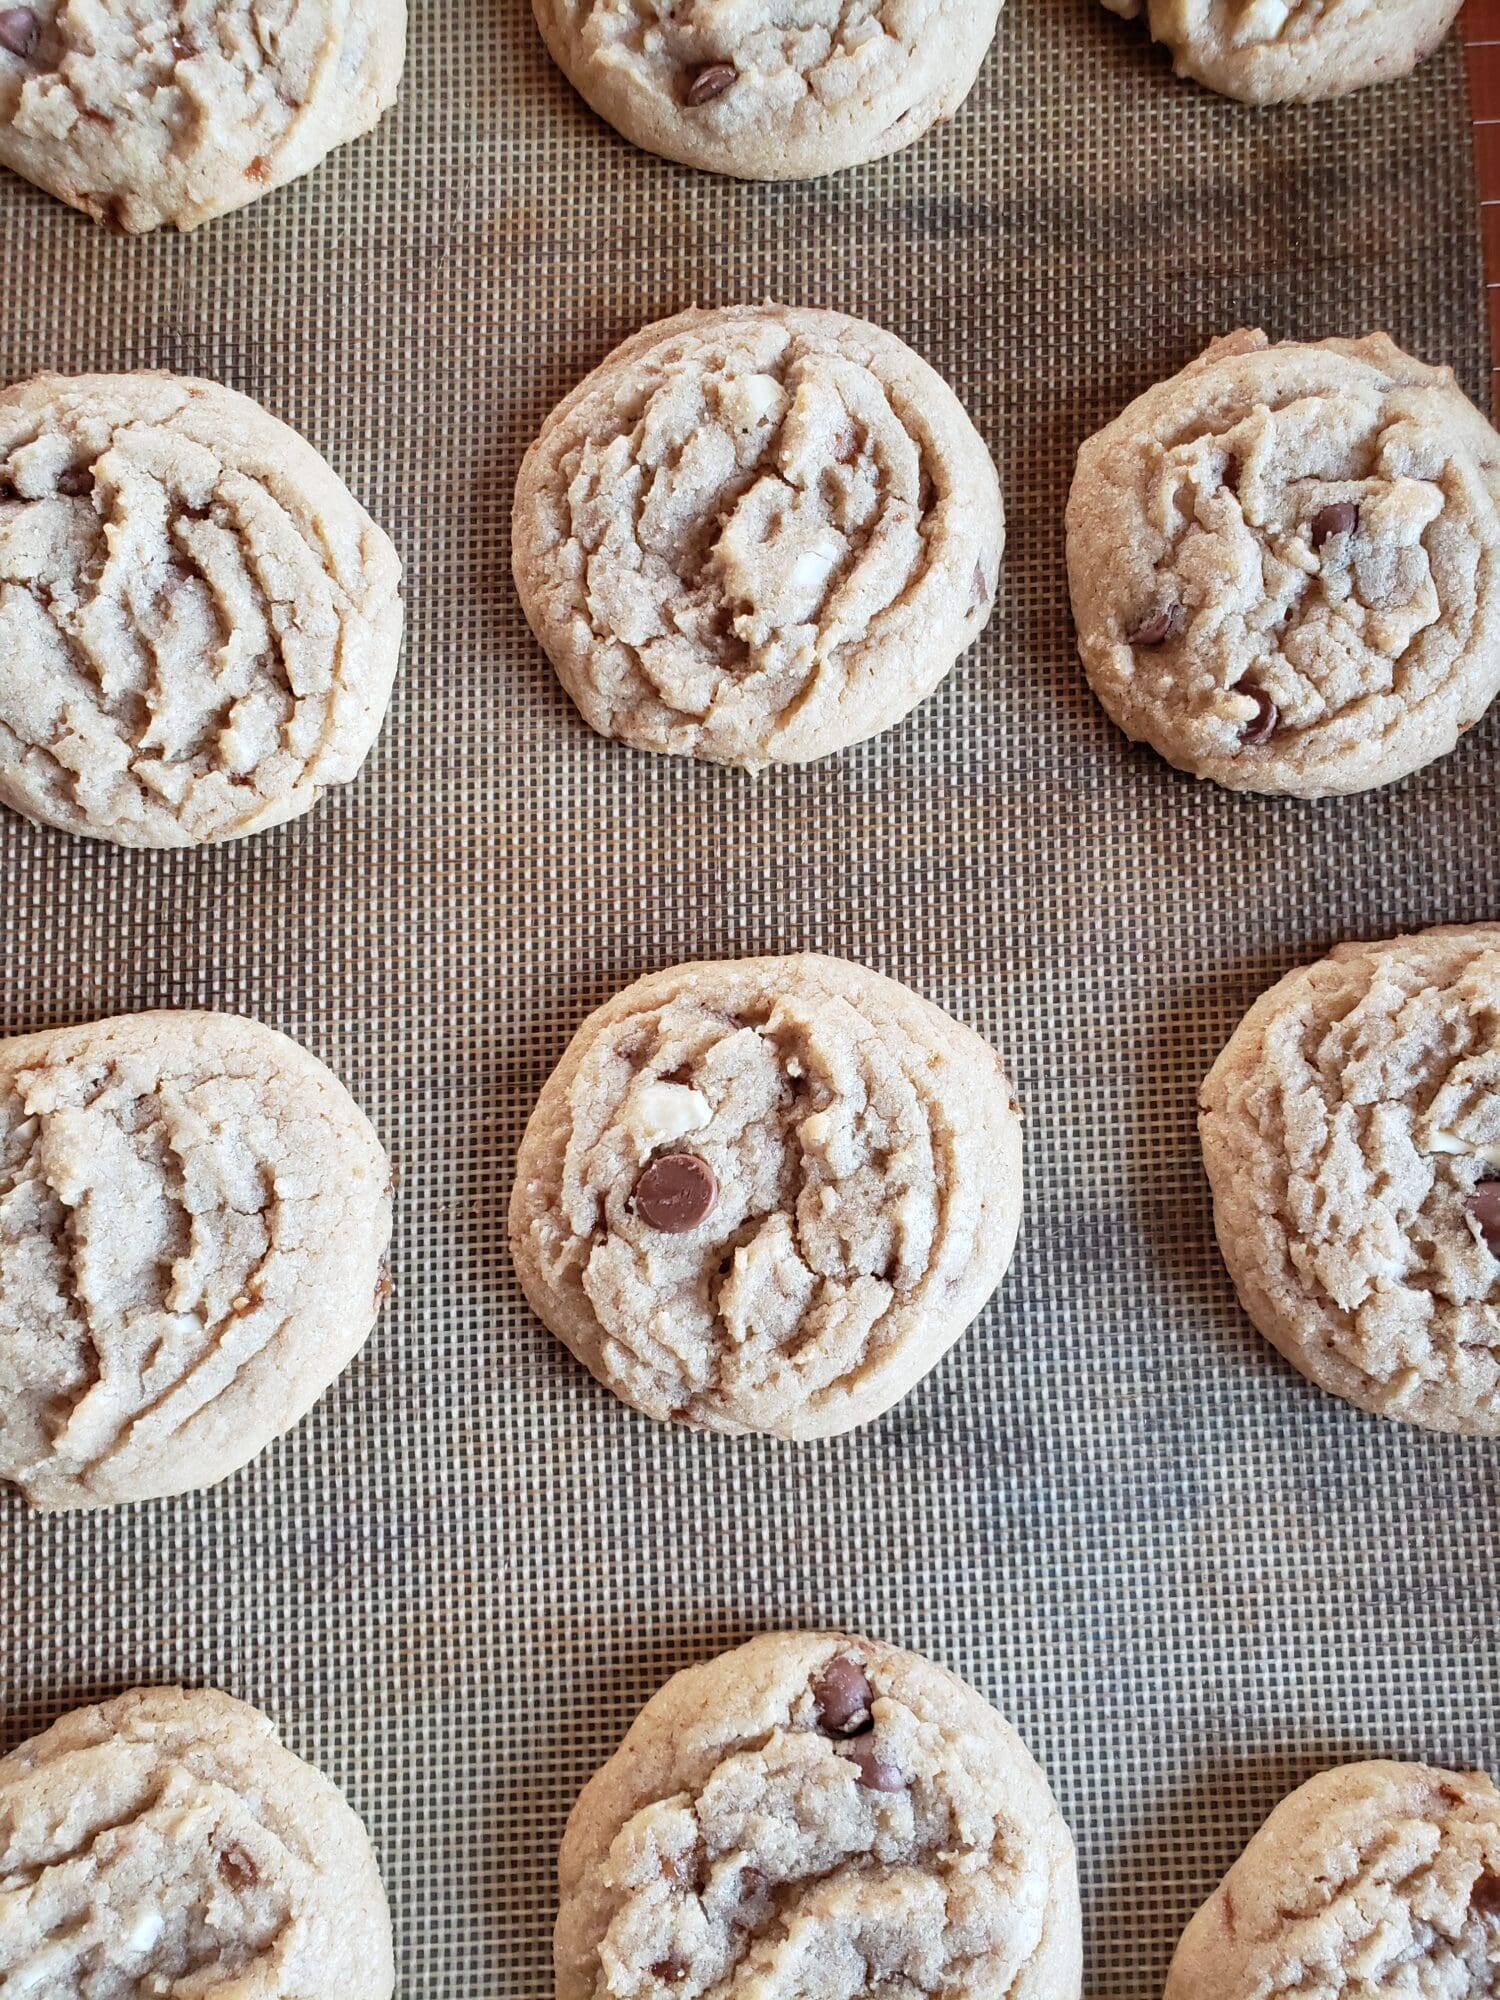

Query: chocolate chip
left=1310, top=501, right=1359, bottom=548
left=685, top=62, right=737, bottom=106
left=1473, top=1873, right=1500, bottom=1915
left=218, top=1842, right=259, bottom=1889
left=1468, top=1181, right=1500, bottom=1257
left=842, top=1736, right=905, bottom=1792
left=814, top=1657, right=873, bottom=1736
left=1126, top=603, right=1184, bottom=647
left=634, top=1153, right=717, bottom=1233
left=1239, top=683, right=1279, bottom=746
left=651, top=1954, right=690, bottom=1985
left=0, top=9, right=37, bottom=57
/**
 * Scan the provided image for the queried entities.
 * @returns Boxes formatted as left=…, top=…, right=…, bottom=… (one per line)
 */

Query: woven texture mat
left=0, top=3, right=1494, bottom=1994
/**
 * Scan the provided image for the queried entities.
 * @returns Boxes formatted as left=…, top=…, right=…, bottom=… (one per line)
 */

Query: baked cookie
left=0, top=2, right=406, bottom=233
left=1067, top=330, right=1500, bottom=797
left=1104, top=0, right=1460, bottom=104
left=530, top=1, right=1002, bottom=182
left=512, top=305, right=1002, bottom=770
left=0, top=1686, right=395, bottom=1996
left=0, top=371, right=403, bottom=847
left=1200, top=925, right=1500, bottom=1434
left=1164, top=1761, right=1500, bottom=1999
left=0, top=1009, right=394, bottom=1508
left=555, top=1630, right=1082, bottom=2000
left=509, top=955, right=1022, bottom=1438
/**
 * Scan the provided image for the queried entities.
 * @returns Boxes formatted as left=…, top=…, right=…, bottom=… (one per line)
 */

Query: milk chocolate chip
left=1126, top=603, right=1184, bottom=647
left=218, top=1842, right=259, bottom=1889
left=1468, top=1181, right=1500, bottom=1256
left=843, top=1736, right=906, bottom=1792
left=1472, top=1872, right=1500, bottom=1916
left=635, top=1153, right=717, bottom=1233
left=1239, top=683, right=1279, bottom=746
left=1310, top=501, right=1359, bottom=548
left=814, top=1657, right=873, bottom=1736
left=685, top=62, right=737, bottom=106
left=0, top=8, right=37, bottom=57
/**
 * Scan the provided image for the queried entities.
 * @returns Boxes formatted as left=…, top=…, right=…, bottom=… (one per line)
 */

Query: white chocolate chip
left=1236, top=0, right=1290, bottom=40
left=627, top=1082, right=713, bottom=1148
left=788, top=537, right=841, bottom=603
left=126, top=1907, right=164, bottom=1953
left=1423, top=1129, right=1500, bottom=1169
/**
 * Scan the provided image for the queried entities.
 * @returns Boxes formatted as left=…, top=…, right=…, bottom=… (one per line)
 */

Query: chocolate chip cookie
left=508, top=955, right=1023, bottom=1439
left=0, top=1686, right=395, bottom=1997
left=0, top=1009, right=394, bottom=1508
left=512, top=305, right=1002, bottom=770
left=1165, top=1761, right=1500, bottom=2000
left=0, top=371, right=403, bottom=846
left=1105, top=0, right=1460, bottom=103
left=0, top=2, right=406, bottom=232
left=1201, top=925, right=1500, bottom=1433
left=530, top=2, right=1001, bottom=181
left=555, top=1631, right=1082, bottom=2000
left=1067, top=331, right=1500, bottom=797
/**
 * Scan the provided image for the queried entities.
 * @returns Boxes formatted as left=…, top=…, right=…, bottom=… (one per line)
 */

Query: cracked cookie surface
left=0, top=1009, right=393, bottom=1508
left=0, top=371, right=403, bottom=847
left=1067, top=331, right=1500, bottom=798
left=508, top=955, right=1022, bottom=1439
left=530, top=1, right=1001, bottom=180
left=1201, top=925, right=1500, bottom=1434
left=1164, top=1761, right=1500, bottom=1999
left=512, top=305, right=1002, bottom=770
left=0, top=1, right=406, bottom=232
left=1107, top=0, right=1460, bottom=103
left=0, top=1686, right=394, bottom=1998
left=555, top=1631, right=1082, bottom=2000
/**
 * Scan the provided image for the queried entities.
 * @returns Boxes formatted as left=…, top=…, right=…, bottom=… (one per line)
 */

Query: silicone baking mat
left=0, top=3, right=1494, bottom=1994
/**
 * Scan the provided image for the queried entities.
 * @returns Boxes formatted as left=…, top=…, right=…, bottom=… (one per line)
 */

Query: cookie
left=508, top=954, right=1022, bottom=1439
left=555, top=1630, right=1082, bottom=2000
left=1107, top=0, right=1460, bottom=104
left=1165, top=1761, right=1500, bottom=1999
left=1200, top=925, right=1500, bottom=1434
left=0, top=2, right=406, bottom=233
left=0, top=1686, right=395, bottom=1997
left=1067, top=330, right=1500, bottom=797
left=0, top=1009, right=394, bottom=1508
left=512, top=305, right=1002, bottom=770
left=530, top=1, right=1002, bottom=182
left=0, top=371, right=403, bottom=847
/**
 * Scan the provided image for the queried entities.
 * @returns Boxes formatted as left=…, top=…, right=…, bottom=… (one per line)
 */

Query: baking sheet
left=0, top=2, right=1494, bottom=1993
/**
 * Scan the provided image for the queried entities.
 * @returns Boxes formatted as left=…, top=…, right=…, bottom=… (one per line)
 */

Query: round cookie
left=1164, top=1761, right=1500, bottom=1999
left=512, top=305, right=1002, bottom=770
left=0, top=371, right=403, bottom=847
left=0, top=1009, right=394, bottom=1508
left=0, top=1, right=406, bottom=233
left=0, top=1686, right=395, bottom=1997
left=555, top=1630, right=1082, bottom=2000
left=530, top=1, right=1002, bottom=182
left=1107, top=0, right=1460, bottom=104
left=1067, top=330, right=1500, bottom=798
left=1200, top=924, right=1500, bottom=1434
left=508, top=954, right=1023, bottom=1439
